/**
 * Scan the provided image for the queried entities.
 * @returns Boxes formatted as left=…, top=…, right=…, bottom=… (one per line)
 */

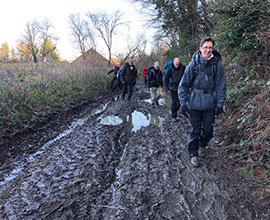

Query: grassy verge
left=0, top=62, right=112, bottom=138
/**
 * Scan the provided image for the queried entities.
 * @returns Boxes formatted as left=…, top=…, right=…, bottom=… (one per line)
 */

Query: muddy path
left=0, top=79, right=267, bottom=219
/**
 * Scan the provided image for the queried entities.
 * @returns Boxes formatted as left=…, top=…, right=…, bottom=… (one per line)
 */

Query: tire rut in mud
left=0, top=79, right=265, bottom=219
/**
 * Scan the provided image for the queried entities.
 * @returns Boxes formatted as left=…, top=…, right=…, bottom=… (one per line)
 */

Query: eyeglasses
left=202, top=46, right=213, bottom=50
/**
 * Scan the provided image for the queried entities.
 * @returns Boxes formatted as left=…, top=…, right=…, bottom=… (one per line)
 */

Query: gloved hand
left=181, top=105, right=189, bottom=118
left=215, top=107, right=223, bottom=116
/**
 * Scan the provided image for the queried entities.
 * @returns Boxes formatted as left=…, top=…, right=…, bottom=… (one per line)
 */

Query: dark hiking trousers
left=170, top=90, right=180, bottom=118
left=112, top=79, right=122, bottom=92
left=111, top=75, right=117, bottom=89
left=122, top=83, right=135, bottom=100
left=188, top=109, right=215, bottom=157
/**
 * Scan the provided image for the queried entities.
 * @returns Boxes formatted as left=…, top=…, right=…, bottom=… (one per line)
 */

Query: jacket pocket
left=190, top=92, right=216, bottom=110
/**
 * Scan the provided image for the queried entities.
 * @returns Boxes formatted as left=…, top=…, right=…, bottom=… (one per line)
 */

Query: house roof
left=71, top=48, right=109, bottom=68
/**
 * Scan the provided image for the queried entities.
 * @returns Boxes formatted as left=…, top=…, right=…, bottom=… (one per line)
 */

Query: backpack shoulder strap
left=191, top=58, right=200, bottom=85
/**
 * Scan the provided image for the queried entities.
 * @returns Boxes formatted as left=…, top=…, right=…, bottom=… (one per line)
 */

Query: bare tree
left=115, top=34, right=147, bottom=65
left=22, top=19, right=41, bottom=63
left=86, top=10, right=125, bottom=65
left=39, top=18, right=58, bottom=62
left=68, top=13, right=96, bottom=62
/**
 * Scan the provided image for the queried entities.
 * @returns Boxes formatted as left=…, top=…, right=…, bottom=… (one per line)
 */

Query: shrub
left=0, top=62, right=111, bottom=137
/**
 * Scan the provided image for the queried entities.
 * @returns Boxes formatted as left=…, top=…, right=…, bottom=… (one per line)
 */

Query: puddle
left=127, top=110, right=165, bottom=132
left=99, top=116, right=123, bottom=126
left=158, top=97, right=171, bottom=108
left=0, top=102, right=111, bottom=190
left=143, top=97, right=171, bottom=108
left=97, top=110, right=165, bottom=133
left=91, top=103, right=108, bottom=115
left=0, top=117, right=88, bottom=189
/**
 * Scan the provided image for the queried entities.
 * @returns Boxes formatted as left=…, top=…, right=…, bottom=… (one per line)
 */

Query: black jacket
left=107, top=66, right=119, bottom=76
left=121, top=62, right=137, bottom=84
left=164, top=63, right=185, bottom=91
left=147, top=67, right=163, bottom=88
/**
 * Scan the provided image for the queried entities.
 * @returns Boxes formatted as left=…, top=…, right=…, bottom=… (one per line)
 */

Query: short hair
left=200, top=37, right=215, bottom=47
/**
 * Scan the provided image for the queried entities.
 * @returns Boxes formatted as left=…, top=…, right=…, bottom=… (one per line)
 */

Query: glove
left=181, top=105, right=189, bottom=118
left=215, top=107, right=223, bottom=116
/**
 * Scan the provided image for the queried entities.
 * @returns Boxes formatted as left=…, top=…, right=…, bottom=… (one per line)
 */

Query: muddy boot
left=190, top=156, right=199, bottom=167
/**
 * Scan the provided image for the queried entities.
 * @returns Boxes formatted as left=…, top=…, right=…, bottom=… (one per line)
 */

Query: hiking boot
left=155, top=100, right=159, bottom=106
left=190, top=156, right=199, bottom=167
left=152, top=103, right=155, bottom=108
left=199, top=147, right=206, bottom=158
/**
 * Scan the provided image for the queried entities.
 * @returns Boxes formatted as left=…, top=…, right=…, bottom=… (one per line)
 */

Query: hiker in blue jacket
left=178, top=37, right=226, bottom=167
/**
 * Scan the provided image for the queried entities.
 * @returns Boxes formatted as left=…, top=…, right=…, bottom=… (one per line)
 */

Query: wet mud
left=0, top=79, right=267, bottom=219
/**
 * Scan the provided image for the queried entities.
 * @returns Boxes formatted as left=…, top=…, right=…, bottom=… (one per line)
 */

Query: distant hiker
left=178, top=37, right=227, bottom=167
left=121, top=59, right=138, bottom=100
left=112, top=64, right=125, bottom=92
left=164, top=57, right=186, bottom=121
left=147, top=61, right=163, bottom=107
left=107, top=65, right=119, bottom=91
left=142, top=67, right=148, bottom=85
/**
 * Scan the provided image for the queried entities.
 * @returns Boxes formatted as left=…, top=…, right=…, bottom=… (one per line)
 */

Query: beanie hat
left=129, top=59, right=134, bottom=65
left=154, top=61, right=159, bottom=67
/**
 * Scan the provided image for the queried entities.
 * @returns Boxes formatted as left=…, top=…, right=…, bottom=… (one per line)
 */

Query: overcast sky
left=0, top=0, right=152, bottom=61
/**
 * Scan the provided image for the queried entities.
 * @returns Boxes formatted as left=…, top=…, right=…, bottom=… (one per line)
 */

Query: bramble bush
left=212, top=0, right=270, bottom=190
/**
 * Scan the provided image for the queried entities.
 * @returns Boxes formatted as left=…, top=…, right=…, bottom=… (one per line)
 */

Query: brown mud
left=0, top=79, right=268, bottom=219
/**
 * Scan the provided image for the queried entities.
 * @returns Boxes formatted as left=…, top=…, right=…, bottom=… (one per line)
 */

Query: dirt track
left=0, top=79, right=267, bottom=219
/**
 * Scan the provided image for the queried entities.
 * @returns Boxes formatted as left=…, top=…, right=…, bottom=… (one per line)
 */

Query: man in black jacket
left=121, top=59, right=138, bottom=100
left=147, top=61, right=163, bottom=107
left=164, top=57, right=186, bottom=121
left=178, top=37, right=226, bottom=167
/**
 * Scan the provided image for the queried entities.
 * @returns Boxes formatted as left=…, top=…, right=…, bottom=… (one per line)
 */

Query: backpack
left=163, top=60, right=173, bottom=77
left=192, top=59, right=217, bottom=87
left=117, top=64, right=127, bottom=81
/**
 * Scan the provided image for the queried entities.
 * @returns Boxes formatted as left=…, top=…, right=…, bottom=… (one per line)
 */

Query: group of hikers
left=106, top=37, right=226, bottom=167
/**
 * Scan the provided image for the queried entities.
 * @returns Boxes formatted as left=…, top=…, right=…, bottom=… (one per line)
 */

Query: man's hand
left=215, top=107, right=223, bottom=116
left=181, top=105, right=189, bottom=118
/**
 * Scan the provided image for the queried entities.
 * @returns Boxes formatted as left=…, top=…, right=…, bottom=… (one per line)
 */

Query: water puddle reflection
left=127, top=110, right=165, bottom=132
left=158, top=97, right=172, bottom=108
left=143, top=97, right=171, bottom=108
left=91, top=103, right=108, bottom=115
left=97, top=110, right=165, bottom=133
left=0, top=102, right=110, bottom=189
left=99, top=116, right=123, bottom=126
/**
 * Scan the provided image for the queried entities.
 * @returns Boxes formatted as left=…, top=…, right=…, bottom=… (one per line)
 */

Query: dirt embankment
left=0, top=79, right=268, bottom=219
